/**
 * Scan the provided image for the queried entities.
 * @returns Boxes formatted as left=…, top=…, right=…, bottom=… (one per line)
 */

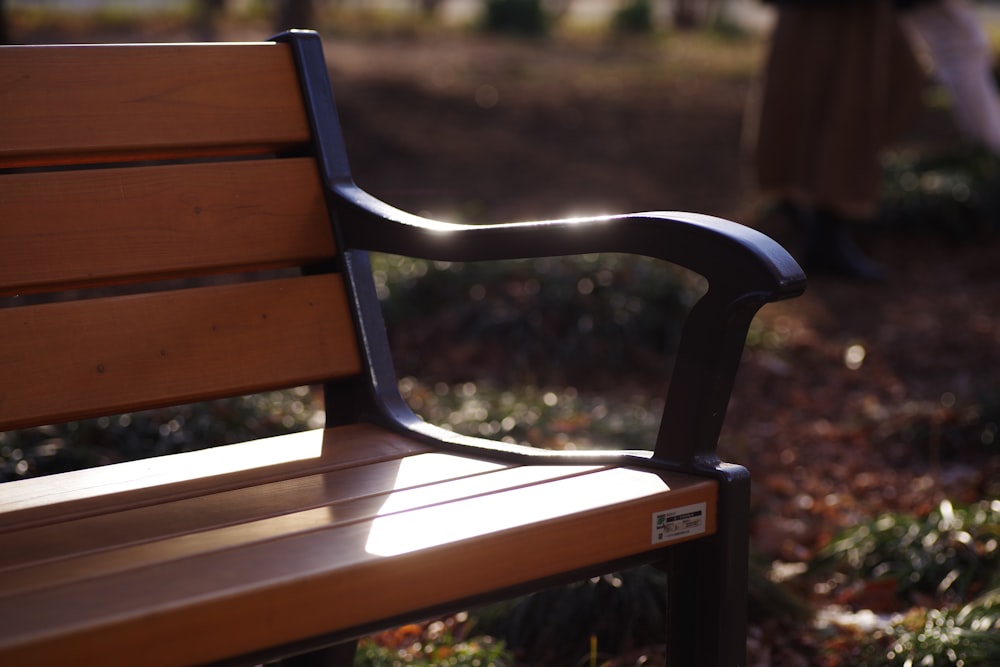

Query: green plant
left=880, top=145, right=1000, bottom=240
left=859, top=586, right=1000, bottom=666
left=473, top=568, right=668, bottom=665
left=482, top=0, right=548, bottom=36
left=355, top=616, right=513, bottom=667
left=355, top=636, right=511, bottom=667
left=398, top=377, right=664, bottom=450
left=611, top=0, right=653, bottom=35
left=812, top=499, right=1000, bottom=606
left=372, top=253, right=703, bottom=390
left=707, top=16, right=750, bottom=41
left=376, top=253, right=702, bottom=454
left=471, top=557, right=809, bottom=666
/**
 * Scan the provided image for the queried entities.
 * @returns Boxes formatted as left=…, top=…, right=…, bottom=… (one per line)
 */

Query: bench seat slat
left=0, top=452, right=513, bottom=576
left=0, top=158, right=335, bottom=295
left=2, top=463, right=615, bottom=599
left=0, top=424, right=717, bottom=667
left=0, top=43, right=311, bottom=168
left=0, top=425, right=430, bottom=532
left=0, top=275, right=362, bottom=431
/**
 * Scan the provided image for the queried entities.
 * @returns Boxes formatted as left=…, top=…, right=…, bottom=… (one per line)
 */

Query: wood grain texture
left=0, top=424, right=717, bottom=667
left=0, top=425, right=430, bottom=532
left=2, top=454, right=515, bottom=596
left=0, top=158, right=335, bottom=296
left=0, top=43, right=310, bottom=167
left=0, top=275, right=361, bottom=430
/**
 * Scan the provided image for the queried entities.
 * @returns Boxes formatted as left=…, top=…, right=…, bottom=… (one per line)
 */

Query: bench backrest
left=0, top=42, right=362, bottom=431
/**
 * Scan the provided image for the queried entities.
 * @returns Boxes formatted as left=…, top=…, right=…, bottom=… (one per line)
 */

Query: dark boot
left=799, top=207, right=887, bottom=282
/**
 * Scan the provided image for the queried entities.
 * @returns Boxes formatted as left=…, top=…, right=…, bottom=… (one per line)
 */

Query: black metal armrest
left=334, top=183, right=804, bottom=300
left=332, top=184, right=805, bottom=470
left=280, top=28, right=806, bottom=471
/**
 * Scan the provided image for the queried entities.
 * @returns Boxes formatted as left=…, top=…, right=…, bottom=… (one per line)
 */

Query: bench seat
left=1, top=425, right=715, bottom=666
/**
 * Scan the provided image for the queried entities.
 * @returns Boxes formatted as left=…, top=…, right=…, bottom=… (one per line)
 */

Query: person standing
left=750, top=0, right=925, bottom=280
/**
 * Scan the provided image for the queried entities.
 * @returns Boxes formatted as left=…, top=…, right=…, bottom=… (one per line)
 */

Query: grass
left=356, top=615, right=513, bottom=666
left=857, top=588, right=1000, bottom=667
left=808, top=501, right=1000, bottom=666
left=812, top=499, right=1000, bottom=607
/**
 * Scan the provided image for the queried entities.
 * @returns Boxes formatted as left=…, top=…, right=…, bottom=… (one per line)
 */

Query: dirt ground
left=327, top=32, right=761, bottom=224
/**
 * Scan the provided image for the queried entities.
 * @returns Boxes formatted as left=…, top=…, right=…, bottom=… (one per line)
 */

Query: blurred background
left=3, top=1, right=1000, bottom=665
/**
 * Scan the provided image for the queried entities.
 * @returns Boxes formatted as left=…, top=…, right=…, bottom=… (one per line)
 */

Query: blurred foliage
left=706, top=15, right=751, bottom=41
left=881, top=145, right=1000, bottom=240
left=372, top=253, right=703, bottom=390
left=858, top=587, right=1000, bottom=667
left=0, top=388, right=323, bottom=482
left=611, top=0, right=653, bottom=36
left=481, top=0, right=549, bottom=36
left=473, top=558, right=810, bottom=666
left=399, top=377, right=662, bottom=450
left=812, top=499, right=1000, bottom=607
left=867, top=392, right=1000, bottom=472
left=472, top=568, right=669, bottom=666
left=749, top=551, right=814, bottom=624
left=375, top=252, right=703, bottom=451
left=7, top=2, right=189, bottom=37
left=356, top=615, right=513, bottom=666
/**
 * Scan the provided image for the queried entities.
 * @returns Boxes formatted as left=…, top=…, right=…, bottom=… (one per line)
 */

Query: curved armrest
left=333, top=183, right=805, bottom=302
left=279, top=28, right=806, bottom=471
left=332, top=184, right=805, bottom=470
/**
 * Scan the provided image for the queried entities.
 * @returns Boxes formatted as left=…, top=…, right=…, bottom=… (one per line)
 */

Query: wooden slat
left=0, top=158, right=335, bottom=296
left=0, top=275, right=362, bottom=430
left=2, top=457, right=541, bottom=597
left=0, top=431, right=717, bottom=666
left=0, top=425, right=430, bottom=533
left=0, top=43, right=311, bottom=168
left=0, top=450, right=511, bottom=576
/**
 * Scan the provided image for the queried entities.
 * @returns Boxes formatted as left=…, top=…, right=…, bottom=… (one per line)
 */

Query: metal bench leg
left=663, top=468, right=750, bottom=667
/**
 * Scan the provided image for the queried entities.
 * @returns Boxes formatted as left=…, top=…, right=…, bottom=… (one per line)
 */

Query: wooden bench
left=0, top=31, right=805, bottom=667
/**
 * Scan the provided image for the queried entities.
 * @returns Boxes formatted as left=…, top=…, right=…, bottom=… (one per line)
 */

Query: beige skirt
left=751, top=0, right=924, bottom=217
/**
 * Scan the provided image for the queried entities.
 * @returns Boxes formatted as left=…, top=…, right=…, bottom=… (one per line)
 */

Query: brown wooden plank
left=0, top=464, right=716, bottom=666
left=1, top=457, right=570, bottom=598
left=0, top=425, right=431, bottom=533
left=0, top=451, right=513, bottom=577
left=0, top=275, right=361, bottom=431
left=0, top=158, right=335, bottom=296
left=0, top=43, right=311, bottom=168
